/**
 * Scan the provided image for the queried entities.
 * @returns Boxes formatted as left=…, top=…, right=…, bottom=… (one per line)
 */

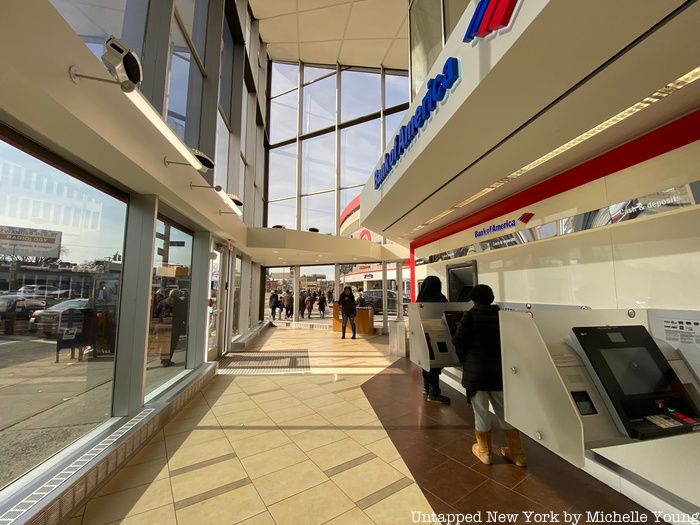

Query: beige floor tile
left=348, top=397, right=375, bottom=412
left=365, top=437, right=401, bottom=463
left=327, top=409, right=377, bottom=427
left=231, top=429, right=291, bottom=458
left=252, top=460, right=328, bottom=505
left=313, top=401, right=359, bottom=420
left=223, top=416, right=277, bottom=442
left=323, top=381, right=357, bottom=393
left=208, top=391, right=250, bottom=407
left=335, top=388, right=366, bottom=401
left=265, top=404, right=316, bottom=423
left=167, top=437, right=234, bottom=472
left=110, top=504, right=177, bottom=525
left=331, top=457, right=405, bottom=502
left=390, top=459, right=414, bottom=480
left=289, top=428, right=348, bottom=452
left=127, top=439, right=167, bottom=467
left=301, top=393, right=344, bottom=409
left=176, top=483, right=265, bottom=525
left=249, top=389, right=288, bottom=402
left=267, top=481, right=354, bottom=525
left=210, top=398, right=259, bottom=417
left=174, top=398, right=213, bottom=420
left=163, top=412, right=219, bottom=437
left=165, top=428, right=226, bottom=456
left=278, top=413, right=333, bottom=436
left=236, top=511, right=277, bottom=525
left=216, top=406, right=268, bottom=426
left=83, top=478, right=173, bottom=525
left=343, top=423, right=388, bottom=445
left=171, top=457, right=247, bottom=502
left=306, top=438, right=370, bottom=471
left=240, top=442, right=307, bottom=479
left=253, top=395, right=302, bottom=413
left=98, top=457, right=169, bottom=496
left=364, top=483, right=437, bottom=525
left=325, top=507, right=376, bottom=525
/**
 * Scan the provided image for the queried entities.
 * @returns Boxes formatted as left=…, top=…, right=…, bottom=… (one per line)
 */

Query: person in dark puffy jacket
left=452, top=284, right=526, bottom=467
left=338, top=286, right=356, bottom=339
left=416, top=276, right=450, bottom=404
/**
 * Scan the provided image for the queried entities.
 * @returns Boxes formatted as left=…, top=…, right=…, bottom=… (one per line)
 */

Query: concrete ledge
left=231, top=321, right=273, bottom=350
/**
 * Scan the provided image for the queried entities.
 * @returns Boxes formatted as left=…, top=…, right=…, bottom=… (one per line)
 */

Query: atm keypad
left=644, top=415, right=683, bottom=429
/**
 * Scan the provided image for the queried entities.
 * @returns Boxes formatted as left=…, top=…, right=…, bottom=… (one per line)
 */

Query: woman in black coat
left=416, top=276, right=450, bottom=404
left=338, top=286, right=357, bottom=339
left=452, top=284, right=526, bottom=467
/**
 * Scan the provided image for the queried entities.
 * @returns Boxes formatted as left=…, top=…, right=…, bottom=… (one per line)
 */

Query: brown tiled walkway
left=363, top=360, right=663, bottom=524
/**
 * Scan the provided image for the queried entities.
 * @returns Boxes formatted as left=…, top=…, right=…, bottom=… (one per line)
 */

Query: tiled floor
left=69, top=327, right=653, bottom=525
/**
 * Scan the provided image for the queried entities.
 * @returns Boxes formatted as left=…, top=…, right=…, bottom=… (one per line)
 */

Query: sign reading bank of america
left=373, top=56, right=460, bottom=190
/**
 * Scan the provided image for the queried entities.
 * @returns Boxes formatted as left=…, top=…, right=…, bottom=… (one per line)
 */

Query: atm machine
left=407, top=303, right=466, bottom=372
left=499, top=309, right=700, bottom=517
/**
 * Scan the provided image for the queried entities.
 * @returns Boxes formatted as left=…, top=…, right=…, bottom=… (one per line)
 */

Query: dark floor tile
left=421, top=489, right=461, bottom=524
left=415, top=458, right=488, bottom=505
left=512, top=474, right=577, bottom=512
left=452, top=479, right=549, bottom=517
left=468, top=455, right=531, bottom=488
left=431, top=435, right=476, bottom=467
left=395, top=441, right=450, bottom=476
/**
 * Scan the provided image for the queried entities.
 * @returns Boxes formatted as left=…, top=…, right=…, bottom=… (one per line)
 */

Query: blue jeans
left=341, top=313, right=356, bottom=337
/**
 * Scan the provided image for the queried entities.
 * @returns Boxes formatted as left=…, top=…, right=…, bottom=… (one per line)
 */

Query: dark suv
left=361, top=290, right=409, bottom=315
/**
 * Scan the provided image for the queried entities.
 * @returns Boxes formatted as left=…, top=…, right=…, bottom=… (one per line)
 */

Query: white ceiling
left=249, top=0, right=409, bottom=69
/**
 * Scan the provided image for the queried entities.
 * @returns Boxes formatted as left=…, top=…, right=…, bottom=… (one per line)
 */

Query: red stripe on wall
left=412, top=109, right=700, bottom=251
left=339, top=195, right=361, bottom=227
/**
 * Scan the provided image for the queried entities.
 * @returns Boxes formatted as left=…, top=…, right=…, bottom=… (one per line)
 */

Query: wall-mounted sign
left=0, top=226, right=62, bottom=258
left=374, top=57, right=460, bottom=190
left=364, top=274, right=374, bottom=279
left=463, top=0, right=518, bottom=43
left=474, top=212, right=534, bottom=239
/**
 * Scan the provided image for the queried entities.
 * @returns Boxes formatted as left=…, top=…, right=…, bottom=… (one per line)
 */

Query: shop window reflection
left=145, top=219, right=192, bottom=395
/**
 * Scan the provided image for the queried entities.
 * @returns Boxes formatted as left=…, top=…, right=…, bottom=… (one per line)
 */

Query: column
left=293, top=265, right=300, bottom=322
left=186, top=230, right=211, bottom=369
left=396, top=260, right=404, bottom=320
left=112, top=194, right=157, bottom=417
left=381, top=262, right=388, bottom=335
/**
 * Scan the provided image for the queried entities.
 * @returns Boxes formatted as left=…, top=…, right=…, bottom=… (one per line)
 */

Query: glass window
left=301, top=133, right=335, bottom=194
left=303, top=65, right=335, bottom=84
left=340, top=119, right=380, bottom=188
left=268, top=144, right=296, bottom=201
left=146, top=219, right=192, bottom=395
left=231, top=256, right=242, bottom=336
left=302, top=74, right=336, bottom=134
left=385, top=72, right=409, bottom=109
left=265, top=267, right=292, bottom=319
left=301, top=192, right=334, bottom=234
left=166, top=17, right=203, bottom=147
left=269, top=91, right=298, bottom=144
left=340, top=187, right=362, bottom=216
left=267, top=198, right=296, bottom=229
left=220, top=18, right=234, bottom=119
left=50, top=0, right=148, bottom=59
left=174, top=0, right=209, bottom=60
left=214, top=111, right=229, bottom=191
left=341, top=70, right=380, bottom=122
left=444, top=0, right=472, bottom=41
left=384, top=111, right=405, bottom=147
left=410, top=0, right=443, bottom=98
left=271, top=62, right=299, bottom=97
left=0, top=139, right=126, bottom=489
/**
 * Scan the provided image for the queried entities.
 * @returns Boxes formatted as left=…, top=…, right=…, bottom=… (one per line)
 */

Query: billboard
left=0, top=226, right=62, bottom=258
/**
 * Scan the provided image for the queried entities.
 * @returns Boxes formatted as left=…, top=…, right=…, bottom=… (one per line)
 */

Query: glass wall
left=50, top=0, right=148, bottom=58
left=264, top=267, right=293, bottom=320
left=231, top=256, right=242, bottom=337
left=267, top=63, right=409, bottom=234
left=0, top=138, right=127, bottom=489
left=145, top=218, right=192, bottom=395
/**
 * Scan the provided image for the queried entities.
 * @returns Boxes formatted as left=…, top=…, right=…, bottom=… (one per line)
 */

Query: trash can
left=389, top=320, right=408, bottom=357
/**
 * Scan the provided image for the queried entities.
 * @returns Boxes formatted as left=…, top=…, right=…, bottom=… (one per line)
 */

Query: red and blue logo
left=463, top=0, right=518, bottom=43
left=518, top=212, right=534, bottom=224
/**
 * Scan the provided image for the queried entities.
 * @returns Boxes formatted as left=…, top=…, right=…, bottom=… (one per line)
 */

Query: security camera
left=191, top=148, right=215, bottom=170
left=102, top=36, right=142, bottom=92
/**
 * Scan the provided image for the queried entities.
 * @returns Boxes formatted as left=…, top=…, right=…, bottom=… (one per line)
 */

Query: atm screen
left=443, top=311, right=464, bottom=339
left=600, top=346, right=673, bottom=395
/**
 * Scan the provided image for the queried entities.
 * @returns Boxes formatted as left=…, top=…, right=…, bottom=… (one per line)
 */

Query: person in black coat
left=452, top=284, right=526, bottom=467
left=269, top=290, right=279, bottom=320
left=338, top=286, right=356, bottom=339
left=416, top=276, right=450, bottom=404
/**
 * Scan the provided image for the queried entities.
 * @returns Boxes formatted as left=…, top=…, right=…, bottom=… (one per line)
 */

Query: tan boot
left=472, top=431, right=492, bottom=465
left=501, top=429, right=527, bottom=467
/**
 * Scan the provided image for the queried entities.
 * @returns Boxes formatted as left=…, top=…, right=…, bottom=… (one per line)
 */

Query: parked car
left=31, top=298, right=91, bottom=337
left=0, top=295, right=46, bottom=320
left=361, top=290, right=409, bottom=315
left=18, top=285, right=58, bottom=296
